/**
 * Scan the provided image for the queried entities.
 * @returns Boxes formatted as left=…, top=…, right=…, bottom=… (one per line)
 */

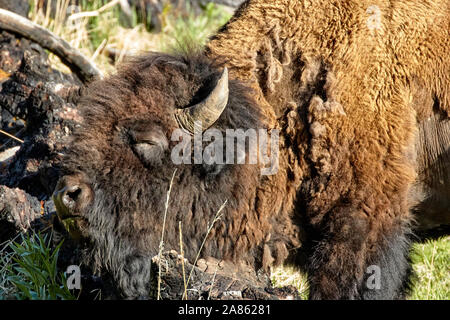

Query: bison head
left=52, top=53, right=265, bottom=298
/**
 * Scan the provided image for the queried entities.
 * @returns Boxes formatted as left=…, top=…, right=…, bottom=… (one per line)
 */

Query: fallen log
left=0, top=185, right=43, bottom=242
left=0, top=8, right=102, bottom=83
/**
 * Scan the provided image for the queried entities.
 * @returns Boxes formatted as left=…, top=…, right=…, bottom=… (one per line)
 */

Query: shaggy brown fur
left=58, top=53, right=285, bottom=298
left=55, top=0, right=449, bottom=299
left=207, top=0, right=449, bottom=299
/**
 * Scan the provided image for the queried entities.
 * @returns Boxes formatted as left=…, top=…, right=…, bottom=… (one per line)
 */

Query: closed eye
left=118, top=119, right=169, bottom=167
left=137, top=140, right=158, bottom=146
left=132, top=142, right=165, bottom=167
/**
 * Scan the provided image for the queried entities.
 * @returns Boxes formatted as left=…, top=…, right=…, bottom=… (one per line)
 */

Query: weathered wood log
left=0, top=28, right=82, bottom=217
left=0, top=20, right=82, bottom=223
left=0, top=186, right=43, bottom=242
left=0, top=8, right=102, bottom=83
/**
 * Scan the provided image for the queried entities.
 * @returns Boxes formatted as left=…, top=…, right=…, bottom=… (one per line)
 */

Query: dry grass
left=28, top=0, right=231, bottom=75
left=156, top=169, right=177, bottom=300
left=155, top=169, right=227, bottom=300
left=0, top=234, right=21, bottom=299
left=271, top=265, right=309, bottom=300
left=184, top=199, right=227, bottom=296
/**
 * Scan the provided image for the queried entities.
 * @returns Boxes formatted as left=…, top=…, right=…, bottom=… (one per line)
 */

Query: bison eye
left=128, top=128, right=169, bottom=167
left=118, top=119, right=169, bottom=167
left=132, top=141, right=166, bottom=166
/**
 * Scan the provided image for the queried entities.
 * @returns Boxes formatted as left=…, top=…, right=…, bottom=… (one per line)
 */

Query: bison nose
left=54, top=185, right=81, bottom=212
left=52, top=176, right=93, bottom=218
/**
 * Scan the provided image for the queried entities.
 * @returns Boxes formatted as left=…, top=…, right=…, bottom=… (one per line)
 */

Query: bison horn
left=175, top=67, right=229, bottom=133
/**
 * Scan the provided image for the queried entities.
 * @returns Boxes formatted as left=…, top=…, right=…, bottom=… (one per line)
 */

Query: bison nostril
left=62, top=186, right=82, bottom=209
left=53, top=175, right=93, bottom=220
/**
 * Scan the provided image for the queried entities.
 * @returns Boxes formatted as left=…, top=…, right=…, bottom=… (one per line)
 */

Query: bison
left=52, top=0, right=449, bottom=299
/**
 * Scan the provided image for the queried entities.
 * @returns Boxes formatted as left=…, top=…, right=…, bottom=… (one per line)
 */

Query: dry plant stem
left=0, top=233, right=22, bottom=276
left=92, top=38, right=108, bottom=61
left=184, top=199, right=228, bottom=297
left=179, top=221, right=188, bottom=300
left=43, top=0, right=52, bottom=28
left=0, top=8, right=103, bottom=83
left=207, top=263, right=219, bottom=300
left=67, top=0, right=121, bottom=21
left=0, top=129, right=24, bottom=144
left=157, top=169, right=178, bottom=300
left=53, top=0, right=70, bottom=36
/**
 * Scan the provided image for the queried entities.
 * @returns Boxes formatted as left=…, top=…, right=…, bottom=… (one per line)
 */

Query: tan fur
left=206, top=0, right=449, bottom=298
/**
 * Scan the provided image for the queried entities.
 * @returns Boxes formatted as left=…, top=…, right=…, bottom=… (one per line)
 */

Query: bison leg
left=304, top=204, right=413, bottom=300
left=360, top=230, right=413, bottom=300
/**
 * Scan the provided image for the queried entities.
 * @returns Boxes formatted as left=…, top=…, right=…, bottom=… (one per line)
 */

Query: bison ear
left=175, top=67, right=229, bottom=134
